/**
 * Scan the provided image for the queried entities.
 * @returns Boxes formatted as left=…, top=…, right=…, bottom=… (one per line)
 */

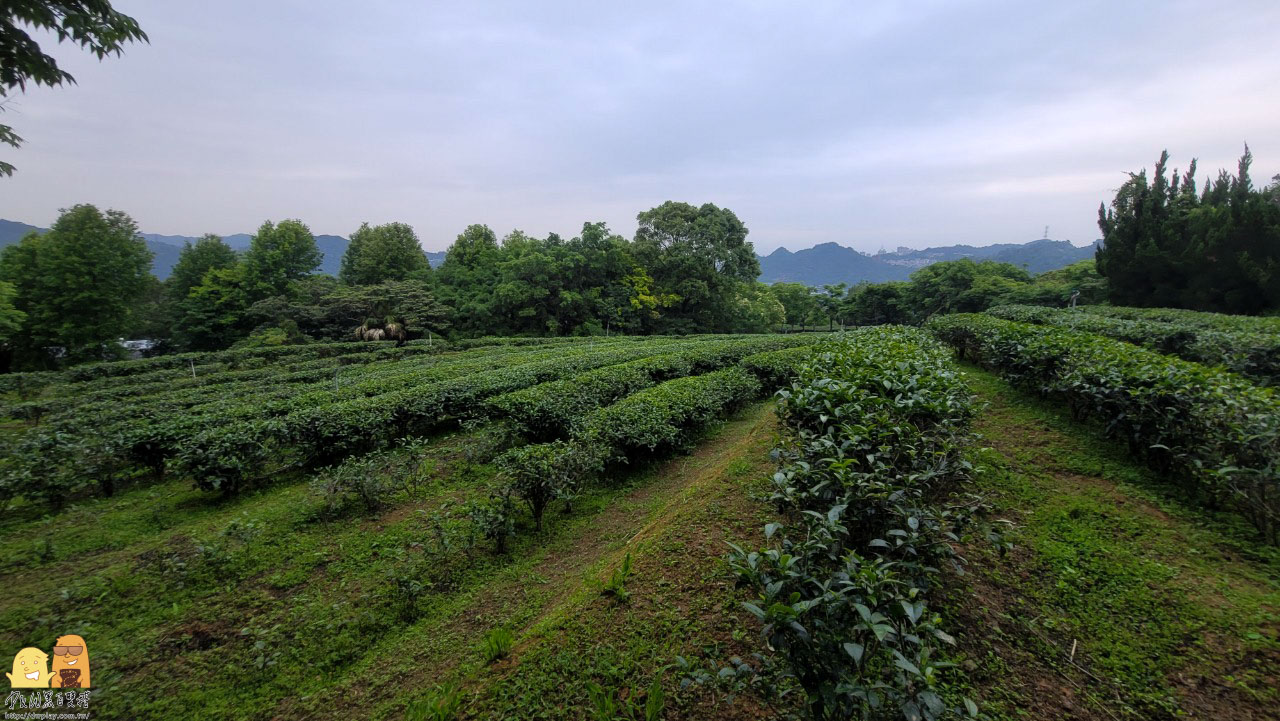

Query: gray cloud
left=1, top=0, right=1277, bottom=253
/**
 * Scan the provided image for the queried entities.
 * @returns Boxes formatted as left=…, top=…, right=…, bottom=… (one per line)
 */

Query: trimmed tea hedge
left=930, top=313, right=1280, bottom=542
left=489, top=336, right=816, bottom=441
left=576, top=367, right=762, bottom=462
left=986, top=304, right=1280, bottom=384
left=725, top=326, right=978, bottom=719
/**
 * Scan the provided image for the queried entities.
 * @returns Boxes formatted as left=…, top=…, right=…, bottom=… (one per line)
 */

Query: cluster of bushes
left=930, top=313, right=1280, bottom=542
left=986, top=304, right=1280, bottom=384
left=489, top=336, right=813, bottom=441
left=720, top=327, right=979, bottom=720
left=577, top=367, right=762, bottom=461
left=0, top=337, right=676, bottom=505
left=1081, top=305, right=1280, bottom=333
left=486, top=344, right=819, bottom=542
left=164, top=339, right=712, bottom=495
left=296, top=343, right=817, bottom=585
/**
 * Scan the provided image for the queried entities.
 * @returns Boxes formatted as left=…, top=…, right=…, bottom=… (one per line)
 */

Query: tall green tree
left=1, top=1, right=148, bottom=175
left=905, top=258, right=1030, bottom=318
left=632, top=201, right=760, bottom=333
left=1096, top=147, right=1280, bottom=313
left=0, top=280, right=25, bottom=342
left=166, top=234, right=238, bottom=302
left=339, top=222, right=429, bottom=285
left=571, top=222, right=671, bottom=335
left=1013, top=259, right=1108, bottom=306
left=174, top=266, right=250, bottom=351
left=817, top=283, right=847, bottom=330
left=0, top=204, right=152, bottom=365
left=730, top=282, right=785, bottom=333
left=844, top=281, right=913, bottom=325
left=769, top=282, right=819, bottom=330
left=434, top=224, right=501, bottom=335
left=241, top=219, right=321, bottom=299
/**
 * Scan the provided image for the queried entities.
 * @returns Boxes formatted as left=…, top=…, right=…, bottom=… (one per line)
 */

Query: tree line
left=2, top=149, right=1274, bottom=371
left=0, top=201, right=788, bottom=369
left=0, top=200, right=1112, bottom=371
left=769, top=257, right=1106, bottom=330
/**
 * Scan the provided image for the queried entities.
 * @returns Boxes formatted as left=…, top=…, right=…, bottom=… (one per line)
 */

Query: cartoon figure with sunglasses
left=48, top=635, right=90, bottom=689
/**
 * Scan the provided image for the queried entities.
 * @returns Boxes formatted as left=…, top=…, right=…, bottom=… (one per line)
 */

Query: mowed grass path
left=950, top=365, right=1280, bottom=721
left=0, top=403, right=781, bottom=720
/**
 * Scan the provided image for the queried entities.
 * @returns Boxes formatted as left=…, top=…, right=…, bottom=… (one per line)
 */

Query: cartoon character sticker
left=49, top=635, right=90, bottom=689
left=6, top=648, right=49, bottom=688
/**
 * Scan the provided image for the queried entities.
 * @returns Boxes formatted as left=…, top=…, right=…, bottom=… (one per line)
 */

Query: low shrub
left=930, top=313, right=1280, bottom=542
left=722, top=327, right=979, bottom=720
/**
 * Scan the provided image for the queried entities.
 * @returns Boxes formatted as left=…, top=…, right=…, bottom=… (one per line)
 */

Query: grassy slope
left=452, top=402, right=780, bottom=720
left=950, top=365, right=1280, bottom=720
left=0, top=403, right=780, bottom=720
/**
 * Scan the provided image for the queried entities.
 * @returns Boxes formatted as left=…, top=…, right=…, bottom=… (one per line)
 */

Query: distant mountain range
left=758, top=238, right=1101, bottom=286
left=1, top=218, right=1095, bottom=285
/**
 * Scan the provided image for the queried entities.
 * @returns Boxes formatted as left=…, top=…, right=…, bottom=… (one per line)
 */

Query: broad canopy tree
left=632, top=201, right=760, bottom=333
left=0, top=203, right=152, bottom=364
left=339, top=222, right=430, bottom=286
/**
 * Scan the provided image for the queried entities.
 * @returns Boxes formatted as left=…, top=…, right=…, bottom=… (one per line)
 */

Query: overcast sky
left=1, top=0, right=1277, bottom=253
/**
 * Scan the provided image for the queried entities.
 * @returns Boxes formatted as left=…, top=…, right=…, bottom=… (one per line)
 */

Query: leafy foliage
left=0, top=204, right=153, bottom=365
left=481, top=627, right=515, bottom=664
left=633, top=201, right=761, bottom=333
left=241, top=219, right=322, bottom=300
left=498, top=441, right=583, bottom=532
left=1096, top=148, right=1280, bottom=314
left=339, top=222, right=430, bottom=285
left=405, top=683, right=465, bottom=721
left=0, top=279, right=26, bottom=343
left=724, top=327, right=979, bottom=720
left=601, top=552, right=633, bottom=602
left=578, top=367, right=761, bottom=462
left=585, top=678, right=665, bottom=721
left=930, top=313, right=1280, bottom=542
left=490, top=335, right=813, bottom=441
left=166, top=234, right=239, bottom=304
left=0, top=0, right=148, bottom=175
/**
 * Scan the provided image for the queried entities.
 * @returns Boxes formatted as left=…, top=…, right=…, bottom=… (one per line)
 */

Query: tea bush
left=930, top=313, right=1280, bottom=542
left=726, top=327, right=979, bottom=720
left=986, top=304, right=1280, bottom=384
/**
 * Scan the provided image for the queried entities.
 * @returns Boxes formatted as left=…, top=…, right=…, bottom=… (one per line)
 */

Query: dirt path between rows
left=276, top=402, right=778, bottom=720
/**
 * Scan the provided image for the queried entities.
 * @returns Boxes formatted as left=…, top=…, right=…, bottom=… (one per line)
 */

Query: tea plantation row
left=716, top=327, right=981, bottom=720
left=0, top=335, right=820, bottom=507
left=987, top=304, right=1280, bottom=383
left=929, top=313, right=1280, bottom=542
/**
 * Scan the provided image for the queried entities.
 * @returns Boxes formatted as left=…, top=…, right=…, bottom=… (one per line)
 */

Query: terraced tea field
left=0, top=322, right=1276, bottom=720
